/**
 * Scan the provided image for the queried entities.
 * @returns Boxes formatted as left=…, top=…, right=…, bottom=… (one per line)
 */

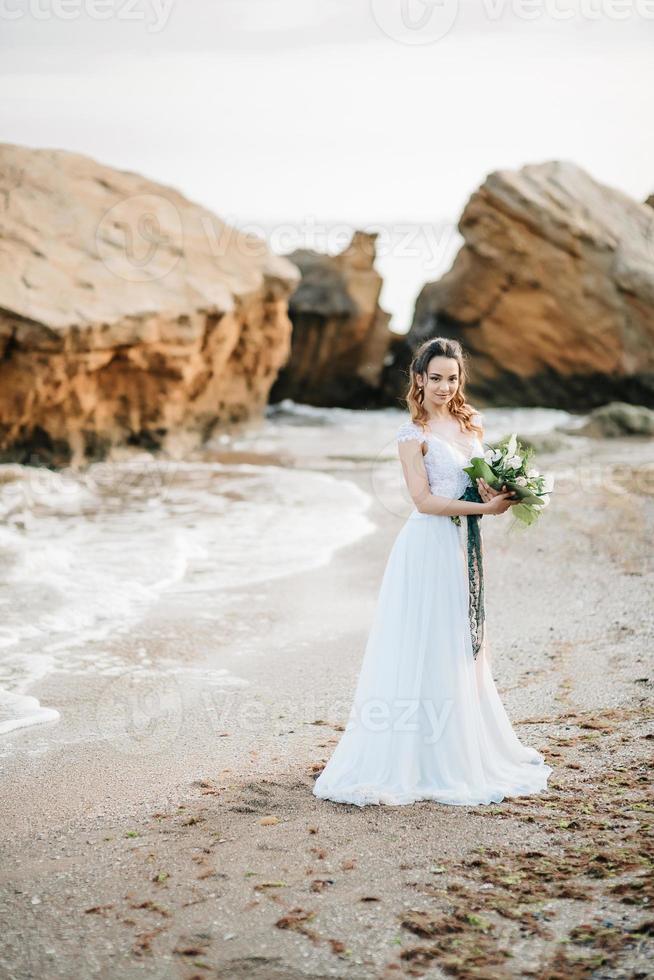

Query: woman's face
left=419, top=356, right=459, bottom=409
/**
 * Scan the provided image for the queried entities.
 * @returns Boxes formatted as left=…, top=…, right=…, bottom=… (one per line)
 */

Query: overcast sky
left=2, top=0, right=653, bottom=327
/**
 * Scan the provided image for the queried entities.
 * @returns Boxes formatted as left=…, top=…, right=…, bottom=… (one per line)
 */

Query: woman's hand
left=476, top=478, right=516, bottom=503
left=482, top=491, right=517, bottom=515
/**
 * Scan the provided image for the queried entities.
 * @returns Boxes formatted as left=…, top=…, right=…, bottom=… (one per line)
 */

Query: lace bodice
left=396, top=415, right=484, bottom=499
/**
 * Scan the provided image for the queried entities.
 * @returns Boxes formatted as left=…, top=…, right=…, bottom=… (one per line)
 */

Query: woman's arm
left=398, top=439, right=513, bottom=516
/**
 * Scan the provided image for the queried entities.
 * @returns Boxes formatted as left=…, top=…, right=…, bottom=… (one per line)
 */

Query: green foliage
left=463, top=432, right=553, bottom=527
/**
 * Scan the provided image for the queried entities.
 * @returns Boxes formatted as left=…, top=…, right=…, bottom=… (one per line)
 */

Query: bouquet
left=463, top=433, right=554, bottom=526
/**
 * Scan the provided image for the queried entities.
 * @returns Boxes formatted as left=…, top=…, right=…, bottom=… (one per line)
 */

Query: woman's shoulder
left=396, top=416, right=427, bottom=443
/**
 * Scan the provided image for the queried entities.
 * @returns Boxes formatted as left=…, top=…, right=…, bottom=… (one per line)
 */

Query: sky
left=1, top=0, right=653, bottom=329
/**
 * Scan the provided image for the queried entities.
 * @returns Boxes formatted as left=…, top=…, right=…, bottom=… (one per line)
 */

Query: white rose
left=515, top=476, right=528, bottom=486
left=484, top=449, right=496, bottom=464
left=491, top=449, right=502, bottom=462
left=526, top=467, right=539, bottom=478
left=506, top=455, right=522, bottom=469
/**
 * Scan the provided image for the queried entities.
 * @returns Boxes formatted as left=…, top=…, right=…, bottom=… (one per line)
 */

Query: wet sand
left=0, top=435, right=652, bottom=979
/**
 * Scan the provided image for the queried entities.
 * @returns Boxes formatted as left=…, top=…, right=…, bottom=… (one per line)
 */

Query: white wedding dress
left=312, top=414, right=553, bottom=807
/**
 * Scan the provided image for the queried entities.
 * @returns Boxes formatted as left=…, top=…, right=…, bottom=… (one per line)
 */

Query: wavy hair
left=404, top=336, right=482, bottom=436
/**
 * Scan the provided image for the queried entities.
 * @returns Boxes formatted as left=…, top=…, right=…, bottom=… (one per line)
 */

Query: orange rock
left=409, top=161, right=654, bottom=410
left=271, top=231, right=394, bottom=407
left=0, top=143, right=300, bottom=466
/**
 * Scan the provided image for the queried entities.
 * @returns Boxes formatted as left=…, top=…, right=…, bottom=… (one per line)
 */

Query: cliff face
left=408, top=161, right=654, bottom=410
left=269, top=232, right=394, bottom=407
left=0, top=144, right=300, bottom=466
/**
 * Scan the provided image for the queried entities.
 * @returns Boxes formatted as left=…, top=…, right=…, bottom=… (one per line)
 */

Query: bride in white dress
left=312, top=337, right=552, bottom=807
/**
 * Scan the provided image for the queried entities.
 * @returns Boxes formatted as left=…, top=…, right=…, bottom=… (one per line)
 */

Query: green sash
left=451, top=485, right=485, bottom=660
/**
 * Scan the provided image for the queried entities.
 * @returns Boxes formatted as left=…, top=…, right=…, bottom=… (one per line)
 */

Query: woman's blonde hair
left=404, top=336, right=482, bottom=436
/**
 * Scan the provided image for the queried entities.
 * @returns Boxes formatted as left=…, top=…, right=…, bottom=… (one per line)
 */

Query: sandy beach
left=2, top=9, right=653, bottom=978
left=1, top=425, right=652, bottom=980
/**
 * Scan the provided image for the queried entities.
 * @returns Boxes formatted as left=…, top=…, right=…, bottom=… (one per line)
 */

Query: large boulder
left=0, top=144, right=300, bottom=466
left=407, top=161, right=654, bottom=410
left=574, top=402, right=654, bottom=438
left=270, top=231, right=395, bottom=407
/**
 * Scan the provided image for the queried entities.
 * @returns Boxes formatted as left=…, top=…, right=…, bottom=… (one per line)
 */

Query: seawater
left=0, top=401, right=578, bottom=740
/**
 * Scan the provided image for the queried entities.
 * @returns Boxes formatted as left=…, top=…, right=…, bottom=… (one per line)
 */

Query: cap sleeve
left=397, top=419, right=426, bottom=444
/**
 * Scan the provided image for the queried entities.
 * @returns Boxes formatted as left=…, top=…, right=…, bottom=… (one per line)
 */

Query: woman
left=312, top=337, right=552, bottom=807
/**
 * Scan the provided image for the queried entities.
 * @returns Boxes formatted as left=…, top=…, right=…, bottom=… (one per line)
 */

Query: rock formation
left=403, top=161, right=654, bottom=410
left=574, top=402, right=654, bottom=438
left=0, top=144, right=300, bottom=466
left=269, top=231, right=395, bottom=407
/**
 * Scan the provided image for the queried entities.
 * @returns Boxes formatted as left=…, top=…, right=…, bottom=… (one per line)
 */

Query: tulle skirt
left=312, top=510, right=553, bottom=807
